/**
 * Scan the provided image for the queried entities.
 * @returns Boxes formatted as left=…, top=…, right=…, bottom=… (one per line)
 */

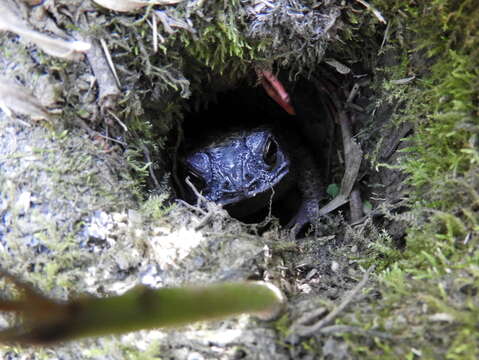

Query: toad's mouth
left=215, top=160, right=290, bottom=206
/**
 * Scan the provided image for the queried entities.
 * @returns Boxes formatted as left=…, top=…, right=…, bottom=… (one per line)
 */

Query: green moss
left=0, top=125, right=137, bottom=295
left=274, top=313, right=291, bottom=339
left=317, top=1, right=479, bottom=359
left=371, top=1, right=479, bottom=205
left=140, top=193, right=173, bottom=219
left=181, top=20, right=257, bottom=76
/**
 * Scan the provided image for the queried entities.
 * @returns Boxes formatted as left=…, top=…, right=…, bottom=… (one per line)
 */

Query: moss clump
left=369, top=1, right=479, bottom=205
left=333, top=1, right=479, bottom=358
left=0, top=125, right=137, bottom=291
left=180, top=8, right=258, bottom=76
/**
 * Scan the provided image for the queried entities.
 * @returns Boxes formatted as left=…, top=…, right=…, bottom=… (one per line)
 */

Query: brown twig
left=292, top=265, right=375, bottom=337
left=193, top=209, right=216, bottom=231
left=313, top=78, right=364, bottom=219
left=76, top=13, right=121, bottom=113
left=176, top=199, right=207, bottom=216
left=349, top=187, right=364, bottom=223
left=171, top=118, right=185, bottom=199
left=184, top=176, right=222, bottom=230
left=107, top=110, right=128, bottom=132
left=380, top=122, right=414, bottom=160
left=293, top=307, right=328, bottom=327
left=140, top=143, right=160, bottom=189
left=355, top=0, right=387, bottom=24
left=99, top=38, right=121, bottom=89
left=319, top=324, right=394, bottom=339
left=82, top=39, right=120, bottom=111
left=185, top=176, right=207, bottom=205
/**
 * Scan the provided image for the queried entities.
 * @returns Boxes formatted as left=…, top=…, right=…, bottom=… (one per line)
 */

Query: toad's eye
left=263, top=137, right=278, bottom=168
left=187, top=168, right=206, bottom=192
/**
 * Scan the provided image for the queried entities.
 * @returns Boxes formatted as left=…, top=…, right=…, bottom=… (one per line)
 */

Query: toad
left=181, top=127, right=323, bottom=233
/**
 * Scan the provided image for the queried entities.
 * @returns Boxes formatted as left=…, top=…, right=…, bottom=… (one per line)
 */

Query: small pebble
left=187, top=352, right=204, bottom=360
left=331, top=261, right=340, bottom=272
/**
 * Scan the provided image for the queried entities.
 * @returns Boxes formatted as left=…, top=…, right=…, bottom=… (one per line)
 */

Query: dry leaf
left=0, top=77, right=52, bottom=121
left=0, top=3, right=90, bottom=61
left=324, top=59, right=351, bottom=75
left=92, top=0, right=184, bottom=12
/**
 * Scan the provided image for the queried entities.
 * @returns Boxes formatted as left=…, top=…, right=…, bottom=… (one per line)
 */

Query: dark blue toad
left=182, top=127, right=322, bottom=232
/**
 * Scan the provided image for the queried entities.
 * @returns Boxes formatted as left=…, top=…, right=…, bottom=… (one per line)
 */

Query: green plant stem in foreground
left=0, top=274, right=284, bottom=345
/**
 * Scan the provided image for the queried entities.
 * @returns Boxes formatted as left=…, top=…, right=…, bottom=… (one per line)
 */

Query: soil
left=0, top=1, right=412, bottom=359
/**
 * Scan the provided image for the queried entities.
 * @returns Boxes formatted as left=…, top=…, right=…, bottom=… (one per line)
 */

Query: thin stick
left=171, top=118, right=185, bottom=199
left=313, top=79, right=363, bottom=218
left=355, top=0, right=387, bottom=24
left=95, top=133, right=127, bottom=146
left=140, top=143, right=160, bottom=189
left=194, top=210, right=215, bottom=231
left=176, top=199, right=207, bottom=216
left=99, top=38, right=121, bottom=89
left=107, top=110, right=128, bottom=132
left=152, top=12, right=158, bottom=53
left=350, top=187, right=363, bottom=223
left=294, top=265, right=375, bottom=337
left=319, top=324, right=394, bottom=339
left=185, top=176, right=207, bottom=204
